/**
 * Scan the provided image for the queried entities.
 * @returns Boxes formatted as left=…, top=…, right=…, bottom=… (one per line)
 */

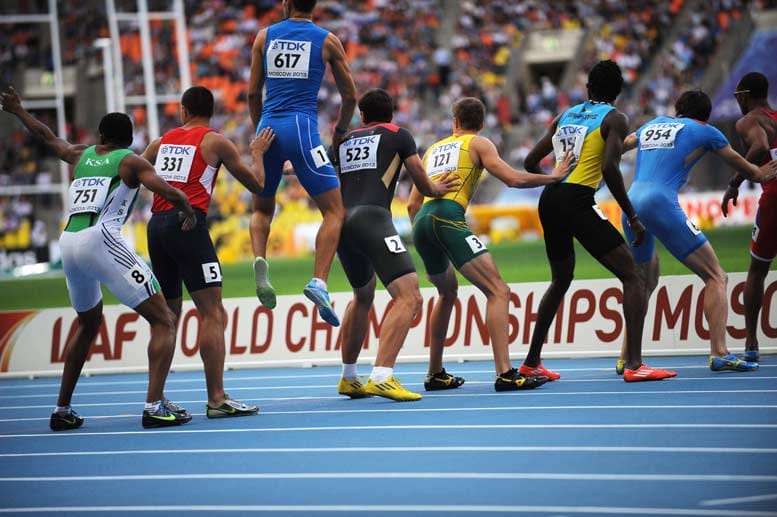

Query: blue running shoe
left=304, top=280, right=340, bottom=326
left=743, top=350, right=760, bottom=362
left=710, top=353, right=759, bottom=372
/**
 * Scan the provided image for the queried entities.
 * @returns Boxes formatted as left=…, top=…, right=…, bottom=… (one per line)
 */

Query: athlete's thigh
left=256, top=118, right=286, bottom=198
left=569, top=205, right=624, bottom=260
left=168, top=211, right=222, bottom=295
left=147, top=212, right=183, bottom=299
left=337, top=227, right=375, bottom=289
left=283, top=114, right=339, bottom=197
left=412, top=205, right=450, bottom=276
left=640, top=198, right=706, bottom=263
left=91, top=226, right=159, bottom=310
left=538, top=188, right=574, bottom=261
left=621, top=208, right=655, bottom=264
left=59, top=231, right=102, bottom=312
left=348, top=206, right=415, bottom=288
left=751, top=192, right=777, bottom=261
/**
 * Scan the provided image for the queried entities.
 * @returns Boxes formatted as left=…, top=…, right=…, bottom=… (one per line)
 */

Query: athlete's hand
left=757, top=160, right=777, bottom=183
left=627, top=215, right=646, bottom=247
left=0, top=86, right=22, bottom=113
left=251, top=127, right=275, bottom=157
left=721, top=185, right=738, bottom=218
left=550, top=151, right=575, bottom=180
left=178, top=206, right=196, bottom=232
left=431, top=172, right=461, bottom=197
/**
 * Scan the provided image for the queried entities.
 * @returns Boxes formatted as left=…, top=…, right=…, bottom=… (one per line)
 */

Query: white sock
left=370, top=366, right=393, bottom=383
left=342, top=363, right=358, bottom=380
left=311, top=277, right=328, bottom=290
left=54, top=405, right=71, bottom=415
left=144, top=400, right=161, bottom=411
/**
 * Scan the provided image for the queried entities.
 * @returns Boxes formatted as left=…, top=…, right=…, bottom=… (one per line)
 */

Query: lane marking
left=700, top=493, right=777, bottom=506
left=2, top=472, right=777, bottom=482
left=2, top=445, right=777, bottom=458
left=2, top=423, right=776, bottom=439
left=0, top=504, right=774, bottom=515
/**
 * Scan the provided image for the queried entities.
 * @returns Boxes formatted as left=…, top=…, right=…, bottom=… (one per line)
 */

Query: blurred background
left=1, top=0, right=776, bottom=274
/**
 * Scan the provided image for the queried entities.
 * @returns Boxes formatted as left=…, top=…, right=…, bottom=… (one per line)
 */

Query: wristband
left=334, top=126, right=348, bottom=135
left=628, top=214, right=639, bottom=224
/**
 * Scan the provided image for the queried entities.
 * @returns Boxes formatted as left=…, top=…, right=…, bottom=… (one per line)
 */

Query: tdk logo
left=435, top=142, right=461, bottom=152
left=160, top=145, right=193, bottom=156
left=346, top=136, right=378, bottom=146
left=85, top=157, right=109, bottom=166
left=74, top=177, right=107, bottom=187
left=271, top=40, right=308, bottom=51
left=557, top=126, right=585, bottom=136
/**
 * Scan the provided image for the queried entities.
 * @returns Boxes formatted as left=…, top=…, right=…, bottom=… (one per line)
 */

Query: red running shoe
left=623, top=363, right=677, bottom=382
left=519, top=363, right=561, bottom=381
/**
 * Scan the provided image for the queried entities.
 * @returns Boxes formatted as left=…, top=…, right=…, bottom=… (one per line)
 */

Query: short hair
left=98, top=112, right=133, bottom=148
left=452, top=97, right=485, bottom=131
left=181, top=86, right=214, bottom=118
left=587, top=60, right=624, bottom=103
left=358, top=89, right=394, bottom=123
left=292, top=0, right=316, bottom=12
left=737, top=72, right=768, bottom=99
left=675, top=90, right=712, bottom=121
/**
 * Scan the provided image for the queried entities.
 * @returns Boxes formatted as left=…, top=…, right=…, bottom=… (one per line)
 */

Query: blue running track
left=0, top=355, right=776, bottom=516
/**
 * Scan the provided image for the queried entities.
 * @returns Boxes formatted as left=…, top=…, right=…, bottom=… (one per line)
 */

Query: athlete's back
left=262, top=19, right=329, bottom=119
left=633, top=116, right=729, bottom=191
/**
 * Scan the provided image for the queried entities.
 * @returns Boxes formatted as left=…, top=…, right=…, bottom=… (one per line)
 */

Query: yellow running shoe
left=337, top=377, right=371, bottom=399
left=364, top=376, right=422, bottom=401
left=616, top=359, right=625, bottom=375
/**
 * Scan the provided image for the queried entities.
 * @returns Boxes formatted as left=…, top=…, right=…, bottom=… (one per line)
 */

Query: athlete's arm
left=470, top=136, right=571, bottom=188
left=601, top=110, right=645, bottom=246
left=403, top=154, right=460, bottom=197
left=248, top=29, right=267, bottom=129
left=206, top=130, right=273, bottom=195
left=623, top=132, right=638, bottom=152
left=524, top=115, right=560, bottom=173
left=324, top=34, right=357, bottom=147
left=716, top=144, right=777, bottom=183
left=407, top=185, right=424, bottom=223
left=141, top=138, right=162, bottom=164
left=125, top=154, right=196, bottom=231
left=1, top=86, right=86, bottom=164
left=722, top=116, right=773, bottom=215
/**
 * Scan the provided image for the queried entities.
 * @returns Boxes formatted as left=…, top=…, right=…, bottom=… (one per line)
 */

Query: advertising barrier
left=1, top=272, right=774, bottom=378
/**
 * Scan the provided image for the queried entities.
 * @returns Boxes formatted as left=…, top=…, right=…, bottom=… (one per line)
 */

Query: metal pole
left=137, top=0, right=160, bottom=140
left=48, top=0, right=69, bottom=213
left=106, top=0, right=126, bottom=113
left=173, top=0, right=191, bottom=91
left=95, top=38, right=116, bottom=113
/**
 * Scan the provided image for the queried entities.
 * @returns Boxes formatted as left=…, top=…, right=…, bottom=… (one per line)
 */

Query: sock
left=370, top=366, right=393, bottom=383
left=342, top=363, right=358, bottom=380
left=54, top=405, right=71, bottom=415
left=311, top=277, right=328, bottom=291
left=144, top=400, right=162, bottom=412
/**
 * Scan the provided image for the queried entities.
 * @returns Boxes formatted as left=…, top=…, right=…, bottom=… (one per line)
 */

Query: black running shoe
left=50, top=410, right=84, bottom=431
left=494, top=368, right=549, bottom=391
left=424, top=369, right=465, bottom=391
left=142, top=403, right=193, bottom=428
left=163, top=398, right=190, bottom=417
left=206, top=396, right=259, bottom=418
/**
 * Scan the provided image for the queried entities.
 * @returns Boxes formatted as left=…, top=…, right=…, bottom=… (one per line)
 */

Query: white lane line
left=700, top=493, right=777, bottom=506
left=2, top=472, right=777, bottom=483
left=1, top=404, right=776, bottom=424
left=2, top=445, right=777, bottom=458
left=2, top=423, right=776, bottom=439
left=3, top=388, right=777, bottom=412
left=2, top=384, right=777, bottom=402
left=2, top=365, right=774, bottom=390
left=0, top=505, right=774, bottom=516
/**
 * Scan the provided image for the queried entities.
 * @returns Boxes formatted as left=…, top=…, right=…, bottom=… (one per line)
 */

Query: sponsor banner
left=1, top=273, right=775, bottom=377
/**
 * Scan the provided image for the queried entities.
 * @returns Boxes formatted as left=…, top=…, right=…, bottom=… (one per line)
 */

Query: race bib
left=685, top=219, right=701, bottom=236
left=155, top=144, right=196, bottom=183
left=639, top=123, right=685, bottom=150
left=311, top=145, right=331, bottom=168
left=339, top=135, right=381, bottom=173
left=770, top=147, right=777, bottom=160
left=592, top=205, right=607, bottom=220
left=68, top=176, right=111, bottom=215
left=123, top=263, right=149, bottom=286
left=465, top=235, right=486, bottom=253
left=266, top=39, right=311, bottom=79
left=552, top=124, right=587, bottom=163
left=384, top=235, right=407, bottom=254
left=202, top=262, right=222, bottom=283
left=426, top=141, right=461, bottom=177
